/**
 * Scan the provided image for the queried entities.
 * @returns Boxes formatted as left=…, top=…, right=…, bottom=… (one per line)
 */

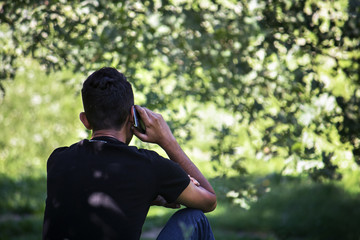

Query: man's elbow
left=202, top=195, right=217, bottom=213
left=203, top=201, right=217, bottom=213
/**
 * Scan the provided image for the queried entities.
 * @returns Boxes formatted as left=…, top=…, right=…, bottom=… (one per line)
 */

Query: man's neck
left=92, top=129, right=127, bottom=144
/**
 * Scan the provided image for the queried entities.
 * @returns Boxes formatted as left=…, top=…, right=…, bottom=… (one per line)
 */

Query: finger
left=189, top=176, right=200, bottom=186
left=165, top=203, right=181, bottom=209
left=134, top=105, right=150, bottom=124
left=132, top=126, right=148, bottom=141
left=142, top=107, right=162, bottom=121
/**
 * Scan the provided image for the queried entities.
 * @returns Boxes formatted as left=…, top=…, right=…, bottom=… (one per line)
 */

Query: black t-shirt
left=43, top=136, right=190, bottom=240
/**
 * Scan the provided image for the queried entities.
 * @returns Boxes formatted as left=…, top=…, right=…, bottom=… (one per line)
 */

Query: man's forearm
left=132, top=105, right=215, bottom=195
left=160, top=138, right=215, bottom=195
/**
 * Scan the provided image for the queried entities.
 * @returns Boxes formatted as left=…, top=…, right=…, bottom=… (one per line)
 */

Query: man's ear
left=79, top=112, right=92, bottom=130
left=130, top=106, right=135, bottom=124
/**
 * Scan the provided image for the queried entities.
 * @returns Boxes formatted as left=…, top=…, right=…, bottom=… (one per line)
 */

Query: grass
left=0, top=215, right=43, bottom=240
left=142, top=175, right=360, bottom=240
left=0, top=172, right=360, bottom=239
left=0, top=174, right=46, bottom=215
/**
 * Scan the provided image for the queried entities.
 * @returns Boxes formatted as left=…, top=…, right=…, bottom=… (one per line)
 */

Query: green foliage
left=0, top=59, right=85, bottom=176
left=1, top=1, right=360, bottom=239
left=1, top=0, right=359, bottom=181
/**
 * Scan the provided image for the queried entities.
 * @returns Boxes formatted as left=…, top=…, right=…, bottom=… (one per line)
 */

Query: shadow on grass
left=0, top=174, right=46, bottom=214
left=1, top=174, right=360, bottom=240
left=0, top=174, right=46, bottom=240
left=208, top=175, right=360, bottom=240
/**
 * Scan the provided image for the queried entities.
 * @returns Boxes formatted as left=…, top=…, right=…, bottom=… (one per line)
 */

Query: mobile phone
left=132, top=106, right=146, bottom=134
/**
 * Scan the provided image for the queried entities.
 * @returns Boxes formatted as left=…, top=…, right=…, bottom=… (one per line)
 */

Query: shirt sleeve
left=150, top=152, right=190, bottom=203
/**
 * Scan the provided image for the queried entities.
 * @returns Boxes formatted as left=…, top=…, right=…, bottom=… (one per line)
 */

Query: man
left=43, top=67, right=217, bottom=240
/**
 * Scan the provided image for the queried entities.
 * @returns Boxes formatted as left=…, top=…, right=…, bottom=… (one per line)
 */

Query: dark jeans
left=157, top=208, right=215, bottom=240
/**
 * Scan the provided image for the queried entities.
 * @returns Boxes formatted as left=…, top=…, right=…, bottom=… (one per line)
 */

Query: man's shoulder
left=134, top=147, right=176, bottom=166
left=135, top=147, right=161, bottom=158
left=47, top=140, right=171, bottom=169
left=49, top=140, right=85, bottom=157
left=46, top=140, right=87, bottom=168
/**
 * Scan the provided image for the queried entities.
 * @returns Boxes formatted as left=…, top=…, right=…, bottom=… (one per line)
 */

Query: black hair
left=81, top=67, right=134, bottom=131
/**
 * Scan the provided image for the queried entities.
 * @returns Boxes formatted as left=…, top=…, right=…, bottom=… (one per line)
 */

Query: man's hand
left=189, top=175, right=200, bottom=187
left=151, top=195, right=181, bottom=209
left=132, top=105, right=175, bottom=148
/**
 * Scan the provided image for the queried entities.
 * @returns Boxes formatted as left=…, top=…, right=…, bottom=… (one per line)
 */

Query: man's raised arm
left=132, top=106, right=217, bottom=212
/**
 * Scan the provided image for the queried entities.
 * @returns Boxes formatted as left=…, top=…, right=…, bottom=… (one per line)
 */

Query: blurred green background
left=1, top=0, right=360, bottom=239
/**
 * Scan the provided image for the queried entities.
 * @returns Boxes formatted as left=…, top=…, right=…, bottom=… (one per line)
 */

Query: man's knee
left=172, top=208, right=206, bottom=221
left=172, top=208, right=211, bottom=235
left=157, top=208, right=214, bottom=240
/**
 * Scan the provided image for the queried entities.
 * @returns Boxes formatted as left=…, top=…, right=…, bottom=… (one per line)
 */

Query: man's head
left=81, top=67, right=134, bottom=131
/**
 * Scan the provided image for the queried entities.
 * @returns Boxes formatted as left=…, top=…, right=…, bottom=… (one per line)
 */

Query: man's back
left=43, top=67, right=216, bottom=240
left=43, top=136, right=189, bottom=240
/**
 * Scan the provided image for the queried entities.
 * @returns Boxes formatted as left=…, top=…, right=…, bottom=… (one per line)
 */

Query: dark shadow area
left=0, top=174, right=46, bottom=240
left=0, top=174, right=46, bottom=214
left=0, top=214, right=43, bottom=240
left=208, top=174, right=360, bottom=240
left=1, top=174, right=360, bottom=240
